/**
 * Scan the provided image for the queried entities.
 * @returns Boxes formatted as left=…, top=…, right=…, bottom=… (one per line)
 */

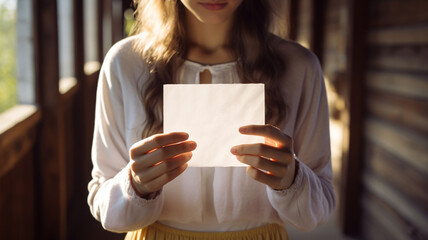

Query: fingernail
left=239, top=127, right=247, bottom=133
left=230, top=146, right=237, bottom=154
left=189, top=141, right=197, bottom=149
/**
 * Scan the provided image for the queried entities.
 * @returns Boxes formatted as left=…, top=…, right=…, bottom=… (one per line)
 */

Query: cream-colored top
left=87, top=35, right=335, bottom=233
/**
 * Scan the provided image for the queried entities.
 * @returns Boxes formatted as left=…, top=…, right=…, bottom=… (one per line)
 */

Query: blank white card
left=163, top=84, right=265, bottom=167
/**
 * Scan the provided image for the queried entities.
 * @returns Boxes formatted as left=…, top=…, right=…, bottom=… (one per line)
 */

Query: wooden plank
left=366, top=71, right=428, bottom=100
left=73, top=0, right=84, bottom=80
left=102, top=0, right=113, bottom=57
left=71, top=0, right=85, bottom=201
left=364, top=143, right=428, bottom=213
left=296, top=0, right=313, bottom=49
left=324, top=22, right=343, bottom=33
left=0, top=151, right=35, bottom=240
left=361, top=192, right=416, bottom=240
left=111, top=0, right=124, bottom=43
left=339, top=0, right=366, bottom=236
left=326, top=0, right=342, bottom=6
left=324, top=0, right=347, bottom=33
left=368, top=26, right=428, bottom=45
left=324, top=4, right=341, bottom=23
left=322, top=51, right=347, bottom=77
left=0, top=105, right=40, bottom=147
left=365, top=118, right=428, bottom=176
left=63, top=98, right=75, bottom=204
left=369, top=0, right=428, bottom=28
left=361, top=216, right=390, bottom=240
left=98, top=0, right=104, bottom=61
left=34, top=0, right=66, bottom=239
left=366, top=89, right=428, bottom=136
left=0, top=127, right=37, bottom=178
left=67, top=0, right=89, bottom=237
left=311, top=0, right=325, bottom=62
left=289, top=0, right=299, bottom=41
left=363, top=172, right=428, bottom=238
left=368, top=46, right=428, bottom=72
left=323, top=30, right=347, bottom=53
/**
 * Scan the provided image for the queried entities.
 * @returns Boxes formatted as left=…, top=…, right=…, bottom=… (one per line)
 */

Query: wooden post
left=339, top=0, right=367, bottom=237
left=33, top=0, right=67, bottom=239
left=72, top=0, right=85, bottom=190
left=289, top=0, right=299, bottom=41
left=102, top=0, right=113, bottom=57
left=66, top=0, right=89, bottom=237
left=311, top=0, right=325, bottom=64
left=112, top=0, right=124, bottom=43
left=98, top=0, right=104, bottom=61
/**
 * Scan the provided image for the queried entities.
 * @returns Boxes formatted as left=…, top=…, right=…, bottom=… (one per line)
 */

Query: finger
left=265, top=138, right=277, bottom=147
left=137, top=152, right=192, bottom=182
left=142, top=163, right=188, bottom=193
left=246, top=166, right=282, bottom=189
left=136, top=141, right=196, bottom=169
left=130, top=132, right=189, bottom=158
left=239, top=125, right=291, bottom=149
left=231, top=143, right=292, bottom=163
left=236, top=155, right=287, bottom=176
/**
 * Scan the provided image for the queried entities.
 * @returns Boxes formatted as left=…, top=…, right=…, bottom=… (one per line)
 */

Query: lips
left=198, top=2, right=228, bottom=10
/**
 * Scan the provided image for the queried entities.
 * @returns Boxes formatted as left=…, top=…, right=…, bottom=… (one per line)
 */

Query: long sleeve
left=266, top=48, right=336, bottom=231
left=87, top=39, right=164, bottom=233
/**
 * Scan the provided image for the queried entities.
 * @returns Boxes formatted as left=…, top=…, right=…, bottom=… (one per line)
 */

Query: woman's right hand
left=129, top=132, right=196, bottom=198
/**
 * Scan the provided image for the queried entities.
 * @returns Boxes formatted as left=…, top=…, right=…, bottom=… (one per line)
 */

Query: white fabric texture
left=87, top=35, right=335, bottom=233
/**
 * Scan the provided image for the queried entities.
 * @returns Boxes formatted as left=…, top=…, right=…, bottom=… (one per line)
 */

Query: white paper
left=163, top=84, right=265, bottom=167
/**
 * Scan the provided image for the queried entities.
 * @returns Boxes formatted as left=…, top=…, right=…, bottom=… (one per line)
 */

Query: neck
left=185, top=11, right=233, bottom=52
left=184, top=11, right=236, bottom=64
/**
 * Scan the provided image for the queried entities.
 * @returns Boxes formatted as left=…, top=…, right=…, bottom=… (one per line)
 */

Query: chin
left=197, top=13, right=233, bottom=25
left=182, top=0, right=243, bottom=25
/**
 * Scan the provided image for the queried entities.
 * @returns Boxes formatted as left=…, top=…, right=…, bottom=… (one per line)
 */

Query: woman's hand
left=230, top=124, right=297, bottom=190
left=129, top=132, right=197, bottom=198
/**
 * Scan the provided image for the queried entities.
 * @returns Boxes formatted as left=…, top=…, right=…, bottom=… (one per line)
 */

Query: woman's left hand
left=231, top=124, right=297, bottom=190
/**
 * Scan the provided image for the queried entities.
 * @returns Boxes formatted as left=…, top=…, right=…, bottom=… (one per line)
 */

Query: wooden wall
left=0, top=0, right=130, bottom=239
left=361, top=0, right=428, bottom=239
left=295, top=0, right=428, bottom=238
left=0, top=111, right=39, bottom=239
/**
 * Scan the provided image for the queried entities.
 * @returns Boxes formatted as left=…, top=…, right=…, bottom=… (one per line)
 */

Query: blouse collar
left=179, top=59, right=239, bottom=84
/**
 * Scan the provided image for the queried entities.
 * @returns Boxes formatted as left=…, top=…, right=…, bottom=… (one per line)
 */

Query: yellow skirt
left=125, top=222, right=288, bottom=240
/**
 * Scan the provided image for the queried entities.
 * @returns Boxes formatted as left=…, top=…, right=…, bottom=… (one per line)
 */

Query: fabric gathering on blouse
left=87, top=35, right=336, bottom=233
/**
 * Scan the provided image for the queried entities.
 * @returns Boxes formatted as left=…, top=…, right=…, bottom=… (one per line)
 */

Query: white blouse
left=88, top=35, right=335, bottom=233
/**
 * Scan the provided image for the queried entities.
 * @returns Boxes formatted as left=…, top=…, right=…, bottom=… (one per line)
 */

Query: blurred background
left=0, top=0, right=426, bottom=239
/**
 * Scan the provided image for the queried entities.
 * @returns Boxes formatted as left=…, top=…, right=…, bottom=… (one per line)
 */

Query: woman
left=88, top=0, right=335, bottom=239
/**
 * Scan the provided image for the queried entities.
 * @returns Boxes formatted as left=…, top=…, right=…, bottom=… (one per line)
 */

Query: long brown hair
left=132, top=0, right=287, bottom=138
